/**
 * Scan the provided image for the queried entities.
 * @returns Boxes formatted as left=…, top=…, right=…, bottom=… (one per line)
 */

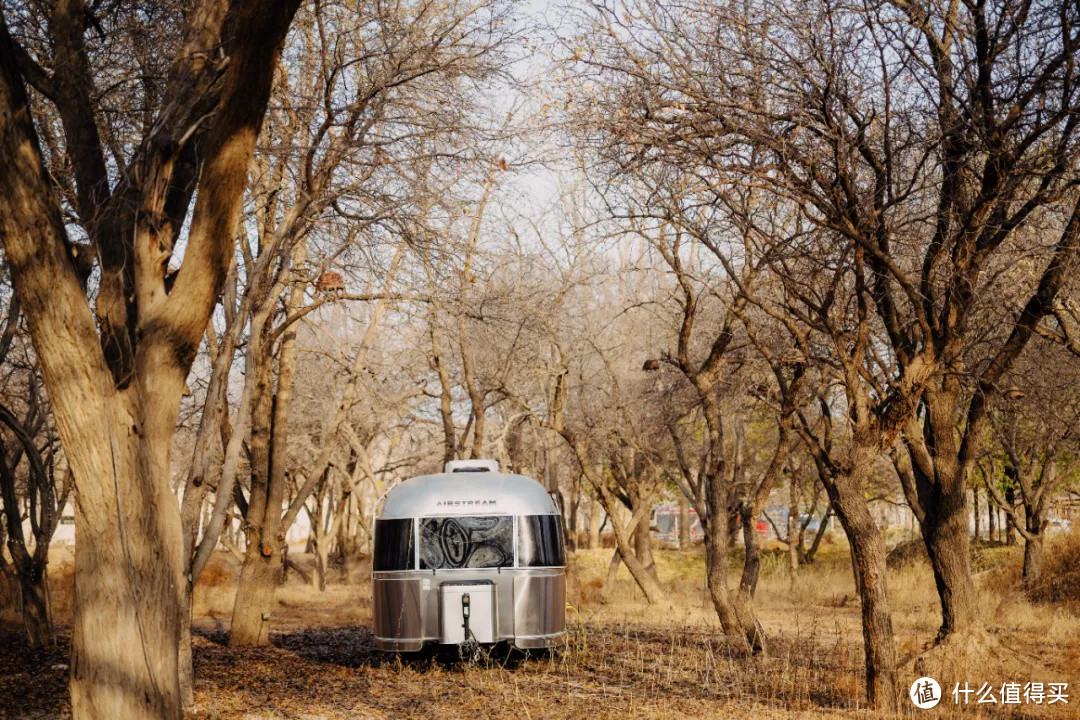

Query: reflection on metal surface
left=378, top=471, right=559, bottom=519
left=420, top=516, right=514, bottom=569
left=513, top=571, right=566, bottom=644
left=373, top=578, right=423, bottom=651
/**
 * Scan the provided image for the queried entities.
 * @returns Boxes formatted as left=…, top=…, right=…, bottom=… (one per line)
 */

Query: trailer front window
left=373, top=518, right=415, bottom=571
left=420, top=516, right=514, bottom=569
left=518, top=515, right=565, bottom=567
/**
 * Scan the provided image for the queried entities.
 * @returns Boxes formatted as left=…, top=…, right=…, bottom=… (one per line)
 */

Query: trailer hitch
left=459, top=592, right=480, bottom=663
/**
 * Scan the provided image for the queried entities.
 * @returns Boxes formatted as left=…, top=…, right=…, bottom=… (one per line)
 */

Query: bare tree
left=0, top=319, right=72, bottom=646
left=983, top=348, right=1080, bottom=586
left=563, top=0, right=1080, bottom=707
left=0, top=2, right=299, bottom=716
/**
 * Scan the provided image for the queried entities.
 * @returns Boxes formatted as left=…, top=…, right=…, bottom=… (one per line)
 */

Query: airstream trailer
left=372, top=459, right=566, bottom=654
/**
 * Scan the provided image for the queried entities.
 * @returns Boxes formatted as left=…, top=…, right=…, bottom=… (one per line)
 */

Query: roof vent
left=444, top=459, right=499, bottom=474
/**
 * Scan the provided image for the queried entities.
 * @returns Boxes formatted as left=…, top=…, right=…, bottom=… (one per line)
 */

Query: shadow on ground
left=196, top=625, right=546, bottom=671
left=0, top=630, right=70, bottom=719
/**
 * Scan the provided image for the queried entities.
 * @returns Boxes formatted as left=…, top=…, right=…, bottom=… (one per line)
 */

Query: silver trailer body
left=372, top=461, right=566, bottom=652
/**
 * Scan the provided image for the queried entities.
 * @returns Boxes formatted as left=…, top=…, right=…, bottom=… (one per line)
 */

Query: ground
left=1, top=538, right=1077, bottom=719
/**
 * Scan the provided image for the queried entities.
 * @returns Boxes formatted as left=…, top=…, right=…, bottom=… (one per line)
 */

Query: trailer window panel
left=518, top=515, right=565, bottom=567
left=373, top=518, right=415, bottom=571
left=419, top=516, right=514, bottom=569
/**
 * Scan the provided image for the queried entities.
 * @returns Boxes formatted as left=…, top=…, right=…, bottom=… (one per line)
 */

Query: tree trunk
left=587, top=497, right=602, bottom=549
left=307, top=482, right=327, bottom=591
left=611, top=513, right=664, bottom=601
left=602, top=548, right=621, bottom=597
left=988, top=497, right=997, bottom=542
left=68, top=411, right=186, bottom=720
left=1022, top=532, right=1044, bottom=587
left=565, top=484, right=580, bottom=551
left=0, top=1, right=301, bottom=713
left=972, top=487, right=981, bottom=542
left=922, top=508, right=978, bottom=637
left=1, top=38, right=188, bottom=718
left=803, top=505, right=831, bottom=564
left=0, top=557, right=17, bottom=613
left=615, top=534, right=664, bottom=601
left=824, top=448, right=899, bottom=711
left=633, top=502, right=659, bottom=583
left=230, top=547, right=280, bottom=646
left=178, top=592, right=194, bottom=708
left=733, top=508, right=767, bottom=653
left=18, top=562, right=50, bottom=647
left=229, top=419, right=280, bottom=644
left=678, top=494, right=691, bottom=550
left=1022, top=503, right=1048, bottom=587
left=587, top=481, right=665, bottom=603
left=738, top=503, right=762, bottom=599
left=1004, top=486, right=1017, bottom=545
left=230, top=241, right=305, bottom=645
left=229, top=335, right=283, bottom=645
left=313, top=542, right=329, bottom=592
left=905, top=392, right=980, bottom=640
left=787, top=479, right=799, bottom=588
left=703, top=511, right=757, bottom=653
left=337, top=489, right=353, bottom=575
left=311, top=522, right=329, bottom=592
left=430, top=319, right=457, bottom=465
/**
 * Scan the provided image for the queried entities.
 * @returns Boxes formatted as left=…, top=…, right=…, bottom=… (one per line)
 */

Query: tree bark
left=1004, top=486, right=1017, bottom=545
left=1, top=25, right=180, bottom=719
left=678, top=494, right=691, bottom=550
left=602, top=548, right=621, bottom=597
left=0, top=414, right=57, bottom=648
left=229, top=317, right=285, bottom=645
left=787, top=477, right=799, bottom=588
left=633, top=496, right=659, bottom=583
left=313, top=536, right=329, bottom=592
left=972, top=487, right=981, bottom=542
left=732, top=506, right=766, bottom=653
left=904, top=392, right=980, bottom=639
left=738, top=503, right=762, bottom=600
left=177, top=596, right=194, bottom=708
left=803, top=504, right=832, bottom=564
left=988, top=496, right=997, bottom=542
left=1022, top=530, right=1044, bottom=587
left=229, top=227, right=309, bottom=645
left=565, top=480, right=580, bottom=551
left=922, top=505, right=978, bottom=637
left=230, top=544, right=280, bottom=646
left=587, top=496, right=602, bottom=549
left=824, top=447, right=899, bottom=711
left=17, top=561, right=50, bottom=647
left=703, top=505, right=756, bottom=653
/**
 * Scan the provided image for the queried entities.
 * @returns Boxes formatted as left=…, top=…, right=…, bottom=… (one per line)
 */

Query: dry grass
left=1, top=533, right=1077, bottom=719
